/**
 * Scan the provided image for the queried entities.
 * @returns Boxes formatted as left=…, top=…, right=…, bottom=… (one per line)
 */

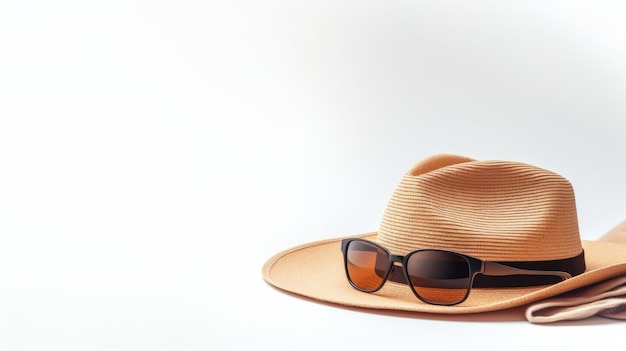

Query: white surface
left=2, top=1, right=626, bottom=350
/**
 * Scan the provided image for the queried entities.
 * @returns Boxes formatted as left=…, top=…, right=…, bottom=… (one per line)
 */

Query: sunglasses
left=341, top=238, right=572, bottom=306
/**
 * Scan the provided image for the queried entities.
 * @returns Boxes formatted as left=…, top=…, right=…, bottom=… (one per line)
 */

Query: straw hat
left=262, top=154, right=626, bottom=314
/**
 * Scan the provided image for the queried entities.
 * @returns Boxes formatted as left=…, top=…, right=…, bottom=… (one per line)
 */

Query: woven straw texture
left=262, top=154, right=626, bottom=314
left=377, top=155, right=582, bottom=260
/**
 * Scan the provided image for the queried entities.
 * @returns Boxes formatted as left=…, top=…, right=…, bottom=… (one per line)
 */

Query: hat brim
left=262, top=233, right=626, bottom=314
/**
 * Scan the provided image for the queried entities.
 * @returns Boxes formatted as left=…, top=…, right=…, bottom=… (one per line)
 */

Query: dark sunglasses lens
left=345, top=241, right=390, bottom=291
left=406, top=250, right=471, bottom=305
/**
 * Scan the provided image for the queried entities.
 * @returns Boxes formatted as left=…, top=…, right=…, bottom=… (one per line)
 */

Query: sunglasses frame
left=341, top=238, right=572, bottom=306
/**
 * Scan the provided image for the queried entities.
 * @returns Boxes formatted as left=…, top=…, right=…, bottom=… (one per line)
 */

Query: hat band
left=388, top=250, right=586, bottom=288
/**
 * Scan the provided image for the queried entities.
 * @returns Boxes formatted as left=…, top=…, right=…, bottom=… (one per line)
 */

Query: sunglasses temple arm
left=482, top=261, right=572, bottom=281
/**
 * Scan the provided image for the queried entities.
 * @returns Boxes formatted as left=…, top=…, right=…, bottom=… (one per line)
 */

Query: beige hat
left=262, top=154, right=626, bottom=314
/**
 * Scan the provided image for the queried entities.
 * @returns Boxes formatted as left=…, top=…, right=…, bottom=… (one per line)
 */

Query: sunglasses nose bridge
left=387, top=254, right=409, bottom=285
left=390, top=254, right=404, bottom=264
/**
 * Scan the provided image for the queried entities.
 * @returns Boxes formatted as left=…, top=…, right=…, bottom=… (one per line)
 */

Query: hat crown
left=376, top=155, right=583, bottom=261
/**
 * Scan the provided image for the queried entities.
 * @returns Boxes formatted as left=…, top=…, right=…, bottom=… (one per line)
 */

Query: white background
left=1, top=1, right=626, bottom=350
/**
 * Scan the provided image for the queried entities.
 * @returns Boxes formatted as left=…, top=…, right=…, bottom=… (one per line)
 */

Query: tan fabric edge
left=598, top=220, right=626, bottom=244
left=526, top=276, right=626, bottom=323
left=524, top=219, right=626, bottom=323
